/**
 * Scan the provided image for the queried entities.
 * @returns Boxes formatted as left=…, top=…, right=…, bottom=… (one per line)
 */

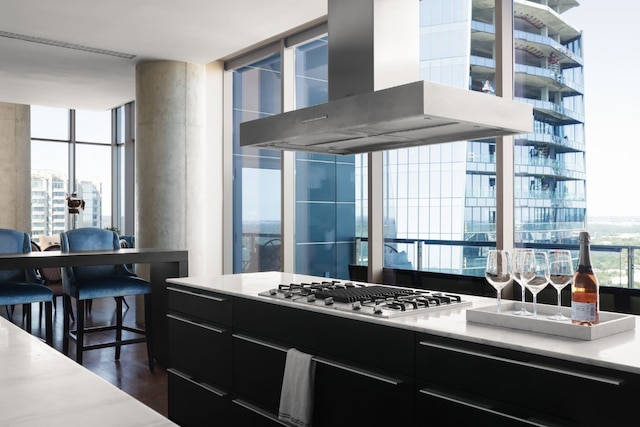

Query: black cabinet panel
left=168, top=286, right=232, bottom=326
left=416, top=334, right=639, bottom=426
left=168, top=369, right=231, bottom=427
left=231, top=400, right=289, bottom=427
left=313, top=358, right=414, bottom=427
left=234, top=297, right=415, bottom=376
left=232, top=334, right=287, bottom=412
left=168, top=313, right=232, bottom=388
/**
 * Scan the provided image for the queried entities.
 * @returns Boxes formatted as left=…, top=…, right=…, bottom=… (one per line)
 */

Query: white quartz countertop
left=167, top=272, right=640, bottom=376
left=0, top=318, right=175, bottom=427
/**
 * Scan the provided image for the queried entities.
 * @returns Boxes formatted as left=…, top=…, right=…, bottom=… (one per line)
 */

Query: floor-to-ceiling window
left=292, top=36, right=356, bottom=279
left=30, top=104, right=129, bottom=240
left=231, top=54, right=283, bottom=273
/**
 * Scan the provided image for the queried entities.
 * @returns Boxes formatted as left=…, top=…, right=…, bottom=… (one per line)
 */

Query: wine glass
left=485, top=250, right=512, bottom=313
left=512, top=248, right=534, bottom=316
left=547, top=250, right=573, bottom=321
left=523, top=251, right=550, bottom=318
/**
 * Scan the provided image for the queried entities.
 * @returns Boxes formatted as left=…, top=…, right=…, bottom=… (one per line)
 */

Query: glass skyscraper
left=364, top=0, right=586, bottom=276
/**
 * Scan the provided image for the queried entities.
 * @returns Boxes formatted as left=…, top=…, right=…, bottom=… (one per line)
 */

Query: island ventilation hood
left=240, top=0, right=533, bottom=155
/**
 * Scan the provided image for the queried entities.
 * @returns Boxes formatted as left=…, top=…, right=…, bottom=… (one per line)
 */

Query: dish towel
left=278, top=348, right=316, bottom=427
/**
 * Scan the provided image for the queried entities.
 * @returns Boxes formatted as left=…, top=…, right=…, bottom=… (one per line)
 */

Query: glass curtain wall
left=231, top=55, right=283, bottom=273
left=31, top=105, right=125, bottom=240
left=293, top=37, right=356, bottom=279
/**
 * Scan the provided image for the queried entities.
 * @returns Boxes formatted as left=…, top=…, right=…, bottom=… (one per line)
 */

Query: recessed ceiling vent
left=240, top=0, right=532, bottom=155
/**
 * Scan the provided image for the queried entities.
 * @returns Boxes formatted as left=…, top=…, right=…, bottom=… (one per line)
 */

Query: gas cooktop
left=259, top=280, right=471, bottom=318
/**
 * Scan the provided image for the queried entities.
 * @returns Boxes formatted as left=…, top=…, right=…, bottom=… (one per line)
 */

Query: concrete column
left=0, top=103, right=31, bottom=232
left=135, top=60, right=205, bottom=269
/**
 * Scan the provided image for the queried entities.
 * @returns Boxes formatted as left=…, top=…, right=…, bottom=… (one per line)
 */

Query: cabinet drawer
left=168, top=313, right=232, bottom=388
left=168, top=286, right=232, bottom=326
left=416, top=383, right=578, bottom=427
left=168, top=369, right=231, bottom=427
left=232, top=334, right=287, bottom=412
left=234, top=298, right=414, bottom=376
left=232, top=399, right=289, bottom=427
left=416, top=334, right=634, bottom=426
left=313, top=357, right=413, bottom=426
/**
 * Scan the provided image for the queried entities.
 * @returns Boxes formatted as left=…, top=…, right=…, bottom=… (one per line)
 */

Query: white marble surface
left=0, top=318, right=175, bottom=427
left=167, top=271, right=640, bottom=376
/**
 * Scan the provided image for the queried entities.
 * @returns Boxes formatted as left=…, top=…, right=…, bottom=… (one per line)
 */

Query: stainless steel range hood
left=240, top=0, right=533, bottom=155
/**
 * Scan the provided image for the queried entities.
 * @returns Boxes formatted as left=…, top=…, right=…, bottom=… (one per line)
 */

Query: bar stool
left=60, top=227, right=154, bottom=370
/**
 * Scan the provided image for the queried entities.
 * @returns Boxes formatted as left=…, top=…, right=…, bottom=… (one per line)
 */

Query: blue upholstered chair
left=60, top=227, right=154, bottom=370
left=0, top=228, right=53, bottom=345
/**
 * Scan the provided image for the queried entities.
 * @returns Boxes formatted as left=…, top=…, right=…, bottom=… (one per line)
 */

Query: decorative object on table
left=66, top=192, right=85, bottom=230
left=571, top=231, right=600, bottom=325
left=485, top=249, right=512, bottom=313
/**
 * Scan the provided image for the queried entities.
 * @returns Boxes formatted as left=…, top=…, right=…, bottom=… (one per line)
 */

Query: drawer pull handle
left=168, top=368, right=227, bottom=397
left=233, top=333, right=288, bottom=352
left=167, top=313, right=226, bottom=334
left=233, top=334, right=401, bottom=385
left=419, top=341, right=623, bottom=386
left=313, top=357, right=401, bottom=386
left=167, top=286, right=226, bottom=302
left=419, top=388, right=547, bottom=426
left=232, top=399, right=290, bottom=426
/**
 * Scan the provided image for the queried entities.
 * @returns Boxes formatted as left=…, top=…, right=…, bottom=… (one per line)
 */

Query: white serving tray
left=466, top=301, right=636, bottom=340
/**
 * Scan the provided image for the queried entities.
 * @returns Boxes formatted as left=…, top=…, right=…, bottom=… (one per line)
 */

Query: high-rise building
left=369, top=0, right=585, bottom=275
left=30, top=170, right=103, bottom=236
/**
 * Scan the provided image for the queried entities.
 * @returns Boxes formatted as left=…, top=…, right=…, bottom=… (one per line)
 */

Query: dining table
left=0, top=247, right=188, bottom=364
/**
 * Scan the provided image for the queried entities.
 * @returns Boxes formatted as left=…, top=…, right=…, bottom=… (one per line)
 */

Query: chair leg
left=63, top=296, right=70, bottom=355
left=6, top=305, right=13, bottom=321
left=76, top=299, right=85, bottom=365
left=144, top=293, right=155, bottom=372
left=25, top=304, right=32, bottom=333
left=115, top=297, right=123, bottom=360
left=44, top=301, right=53, bottom=346
left=64, top=295, right=75, bottom=322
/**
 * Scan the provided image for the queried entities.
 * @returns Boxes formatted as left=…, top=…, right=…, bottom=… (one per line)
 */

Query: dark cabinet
left=167, top=286, right=233, bottom=426
left=167, top=281, right=640, bottom=427
left=168, top=369, right=231, bottom=427
left=416, top=333, right=638, bottom=427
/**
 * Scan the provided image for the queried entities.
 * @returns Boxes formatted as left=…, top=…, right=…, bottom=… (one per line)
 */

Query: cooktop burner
left=259, top=280, right=470, bottom=318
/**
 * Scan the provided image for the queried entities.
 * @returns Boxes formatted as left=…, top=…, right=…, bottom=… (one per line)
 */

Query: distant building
left=366, top=0, right=586, bottom=274
left=31, top=170, right=103, bottom=237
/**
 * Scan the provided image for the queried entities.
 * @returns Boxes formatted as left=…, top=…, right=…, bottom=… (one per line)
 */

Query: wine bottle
left=571, top=231, right=599, bottom=325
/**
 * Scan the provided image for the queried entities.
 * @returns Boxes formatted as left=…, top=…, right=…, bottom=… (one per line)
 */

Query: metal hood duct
left=240, top=0, right=533, bottom=155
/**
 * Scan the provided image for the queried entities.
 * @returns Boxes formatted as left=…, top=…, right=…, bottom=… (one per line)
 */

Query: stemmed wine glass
left=523, top=251, right=550, bottom=318
left=547, top=250, right=574, bottom=321
left=485, top=250, right=512, bottom=313
left=512, top=248, right=534, bottom=316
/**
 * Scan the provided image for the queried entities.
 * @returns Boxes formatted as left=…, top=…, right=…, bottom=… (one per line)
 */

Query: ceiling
left=0, top=0, right=327, bottom=111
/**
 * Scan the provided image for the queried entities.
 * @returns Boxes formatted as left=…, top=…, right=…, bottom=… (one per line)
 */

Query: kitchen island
left=166, top=272, right=640, bottom=427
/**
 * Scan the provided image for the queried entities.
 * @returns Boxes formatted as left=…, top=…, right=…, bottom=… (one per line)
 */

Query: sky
left=563, top=1, right=640, bottom=217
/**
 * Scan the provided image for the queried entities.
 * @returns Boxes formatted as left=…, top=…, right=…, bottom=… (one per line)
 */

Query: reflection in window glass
left=232, top=54, right=282, bottom=273
left=76, top=110, right=111, bottom=143
left=31, top=106, right=69, bottom=140
left=31, top=140, right=69, bottom=236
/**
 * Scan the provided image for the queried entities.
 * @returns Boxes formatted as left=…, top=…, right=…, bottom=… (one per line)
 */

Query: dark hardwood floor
left=1, top=296, right=169, bottom=418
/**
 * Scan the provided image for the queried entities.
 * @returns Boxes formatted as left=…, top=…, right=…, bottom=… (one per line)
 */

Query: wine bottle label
left=571, top=301, right=597, bottom=322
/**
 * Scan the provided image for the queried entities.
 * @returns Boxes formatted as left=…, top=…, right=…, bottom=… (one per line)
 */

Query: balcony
left=515, top=132, right=585, bottom=153
left=518, top=97, right=584, bottom=125
left=353, top=236, right=640, bottom=290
